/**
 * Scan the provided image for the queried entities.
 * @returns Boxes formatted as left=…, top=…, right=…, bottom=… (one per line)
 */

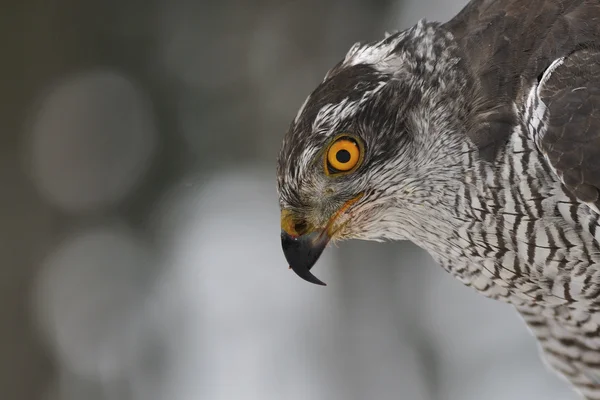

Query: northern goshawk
left=276, top=0, right=600, bottom=398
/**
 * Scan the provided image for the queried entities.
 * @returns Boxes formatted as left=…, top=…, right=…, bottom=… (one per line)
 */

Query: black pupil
left=336, top=149, right=351, bottom=164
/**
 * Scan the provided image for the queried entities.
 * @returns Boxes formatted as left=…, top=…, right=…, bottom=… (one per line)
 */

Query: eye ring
left=324, top=134, right=364, bottom=175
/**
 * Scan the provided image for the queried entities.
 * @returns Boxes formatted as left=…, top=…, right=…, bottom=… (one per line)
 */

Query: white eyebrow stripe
left=311, top=80, right=388, bottom=136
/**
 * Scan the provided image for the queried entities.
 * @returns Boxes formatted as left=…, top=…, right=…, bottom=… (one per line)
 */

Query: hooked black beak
left=281, top=229, right=329, bottom=286
left=279, top=193, right=363, bottom=286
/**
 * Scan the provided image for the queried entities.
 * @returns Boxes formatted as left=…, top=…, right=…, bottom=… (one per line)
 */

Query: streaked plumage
left=276, top=1, right=600, bottom=398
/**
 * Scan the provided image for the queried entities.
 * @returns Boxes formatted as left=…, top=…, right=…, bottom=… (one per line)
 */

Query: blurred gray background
left=3, top=0, right=580, bottom=399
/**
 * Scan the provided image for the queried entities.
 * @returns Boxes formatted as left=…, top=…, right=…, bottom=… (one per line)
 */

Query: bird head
left=277, top=21, right=475, bottom=285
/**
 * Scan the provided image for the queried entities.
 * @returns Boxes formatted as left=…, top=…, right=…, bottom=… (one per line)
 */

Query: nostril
left=294, top=220, right=309, bottom=235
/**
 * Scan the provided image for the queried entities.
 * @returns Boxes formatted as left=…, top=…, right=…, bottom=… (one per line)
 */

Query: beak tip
left=288, top=266, right=327, bottom=286
left=281, top=230, right=329, bottom=286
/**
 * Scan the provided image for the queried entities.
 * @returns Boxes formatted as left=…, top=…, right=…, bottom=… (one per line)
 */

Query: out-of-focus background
left=3, top=0, right=580, bottom=399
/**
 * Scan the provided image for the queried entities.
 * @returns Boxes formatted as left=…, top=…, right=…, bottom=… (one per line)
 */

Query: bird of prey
left=276, top=0, right=600, bottom=398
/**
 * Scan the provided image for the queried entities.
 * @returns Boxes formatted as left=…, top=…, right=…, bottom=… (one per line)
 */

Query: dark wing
left=443, top=0, right=600, bottom=162
left=445, top=0, right=595, bottom=99
left=537, top=49, right=600, bottom=212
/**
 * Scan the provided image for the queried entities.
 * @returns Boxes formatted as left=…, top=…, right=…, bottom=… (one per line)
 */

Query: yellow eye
left=325, top=136, right=362, bottom=174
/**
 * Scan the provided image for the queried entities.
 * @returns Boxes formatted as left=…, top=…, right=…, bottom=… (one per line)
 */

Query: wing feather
left=537, top=49, right=600, bottom=213
left=444, top=0, right=600, bottom=162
